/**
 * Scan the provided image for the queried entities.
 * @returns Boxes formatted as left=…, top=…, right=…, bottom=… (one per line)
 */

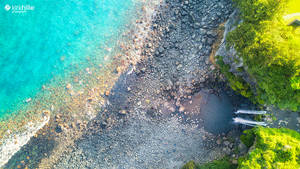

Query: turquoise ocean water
left=0, top=0, right=137, bottom=117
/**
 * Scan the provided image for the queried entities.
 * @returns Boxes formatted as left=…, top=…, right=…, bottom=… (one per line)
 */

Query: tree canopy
left=226, top=0, right=300, bottom=110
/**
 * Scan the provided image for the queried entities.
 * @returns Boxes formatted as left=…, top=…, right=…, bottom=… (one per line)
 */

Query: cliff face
left=215, top=10, right=256, bottom=100
left=215, top=10, right=257, bottom=90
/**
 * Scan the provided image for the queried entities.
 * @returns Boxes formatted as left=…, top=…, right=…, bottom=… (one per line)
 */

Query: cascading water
left=234, top=110, right=267, bottom=115
left=233, top=117, right=267, bottom=126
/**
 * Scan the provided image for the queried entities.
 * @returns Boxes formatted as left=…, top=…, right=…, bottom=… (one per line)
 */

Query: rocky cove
left=52, top=0, right=249, bottom=168
left=3, top=0, right=298, bottom=168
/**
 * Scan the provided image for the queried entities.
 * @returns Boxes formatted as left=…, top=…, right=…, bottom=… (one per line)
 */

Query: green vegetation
left=254, top=114, right=264, bottom=121
left=182, top=127, right=300, bottom=169
left=240, top=129, right=255, bottom=148
left=181, top=157, right=237, bottom=169
left=222, top=0, right=300, bottom=111
left=216, top=55, right=253, bottom=98
left=238, top=127, right=300, bottom=169
left=182, top=161, right=198, bottom=169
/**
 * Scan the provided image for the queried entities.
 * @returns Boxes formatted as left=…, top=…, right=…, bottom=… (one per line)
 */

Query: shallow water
left=0, top=0, right=136, bottom=117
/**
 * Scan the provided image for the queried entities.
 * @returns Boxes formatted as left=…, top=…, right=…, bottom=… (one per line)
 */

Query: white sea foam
left=0, top=115, right=50, bottom=167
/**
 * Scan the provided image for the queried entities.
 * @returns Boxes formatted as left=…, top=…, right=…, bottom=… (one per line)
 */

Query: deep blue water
left=0, top=0, right=136, bottom=117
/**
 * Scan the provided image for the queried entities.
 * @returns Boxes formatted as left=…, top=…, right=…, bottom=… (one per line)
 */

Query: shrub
left=240, top=129, right=255, bottom=148
left=197, top=157, right=237, bottom=169
left=216, top=55, right=253, bottom=98
left=232, top=0, right=287, bottom=23
left=181, top=161, right=198, bottom=169
left=238, top=127, right=300, bottom=169
left=182, top=127, right=300, bottom=169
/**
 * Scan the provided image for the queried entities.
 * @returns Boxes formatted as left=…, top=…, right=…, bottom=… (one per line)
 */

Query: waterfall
left=233, top=117, right=267, bottom=126
left=234, top=109, right=267, bottom=115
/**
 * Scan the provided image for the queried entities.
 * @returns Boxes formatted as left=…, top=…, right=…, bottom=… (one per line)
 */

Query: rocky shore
left=53, top=0, right=251, bottom=168
left=3, top=0, right=258, bottom=168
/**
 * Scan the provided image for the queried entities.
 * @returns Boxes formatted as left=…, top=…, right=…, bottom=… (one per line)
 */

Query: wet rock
left=66, top=83, right=72, bottom=89
left=101, top=121, right=108, bottom=129
left=238, top=142, right=248, bottom=154
left=55, top=125, right=63, bottom=133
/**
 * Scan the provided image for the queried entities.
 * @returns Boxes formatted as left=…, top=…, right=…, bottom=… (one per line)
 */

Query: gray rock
left=198, top=44, right=203, bottom=50
left=238, top=142, right=248, bottom=154
left=207, top=38, right=213, bottom=45
left=194, top=22, right=201, bottom=28
left=159, top=46, right=164, bottom=53
left=224, top=141, right=230, bottom=146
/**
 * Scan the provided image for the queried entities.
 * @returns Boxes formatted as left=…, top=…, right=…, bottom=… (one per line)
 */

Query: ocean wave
left=0, top=115, right=49, bottom=167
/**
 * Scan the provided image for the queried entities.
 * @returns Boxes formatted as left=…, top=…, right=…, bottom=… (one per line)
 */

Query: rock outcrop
left=215, top=10, right=257, bottom=89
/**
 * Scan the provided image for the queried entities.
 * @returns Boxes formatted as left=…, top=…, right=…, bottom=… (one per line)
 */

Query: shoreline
left=0, top=115, right=49, bottom=167
left=3, top=0, right=261, bottom=168
left=53, top=0, right=250, bottom=168
left=2, top=0, right=164, bottom=168
left=2, top=0, right=299, bottom=168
